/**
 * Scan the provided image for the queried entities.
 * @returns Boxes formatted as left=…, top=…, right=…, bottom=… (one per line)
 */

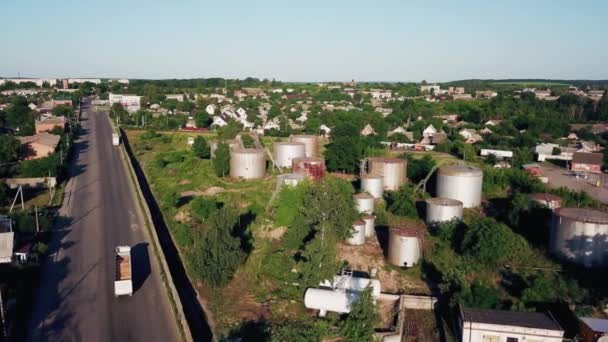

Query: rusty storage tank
left=362, top=214, right=375, bottom=237
left=354, top=193, right=375, bottom=214
left=530, top=193, right=563, bottom=210
left=388, top=226, right=421, bottom=267
left=425, top=197, right=464, bottom=225
left=346, top=220, right=366, bottom=246
left=366, top=157, right=407, bottom=191
left=229, top=148, right=266, bottom=179
left=361, top=175, right=384, bottom=199
left=278, top=173, right=305, bottom=187
left=436, top=164, right=483, bottom=208
left=550, top=207, right=608, bottom=268
left=290, top=134, right=318, bottom=157
left=274, top=142, right=306, bottom=168
left=292, top=157, right=325, bottom=181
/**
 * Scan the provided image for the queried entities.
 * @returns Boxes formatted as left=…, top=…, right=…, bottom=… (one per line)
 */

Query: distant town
left=1, top=76, right=608, bottom=342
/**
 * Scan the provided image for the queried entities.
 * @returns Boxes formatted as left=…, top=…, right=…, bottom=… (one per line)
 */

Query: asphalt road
left=27, top=100, right=181, bottom=342
left=542, top=162, right=608, bottom=203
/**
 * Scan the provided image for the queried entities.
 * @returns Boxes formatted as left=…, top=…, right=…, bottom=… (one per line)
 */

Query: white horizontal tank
left=346, top=220, right=366, bottom=246
left=388, top=226, right=421, bottom=267
left=425, top=197, right=463, bottom=225
left=304, top=288, right=359, bottom=316
left=436, top=164, right=483, bottom=208
left=229, top=148, right=266, bottom=179
left=361, top=175, right=383, bottom=199
left=354, top=192, right=375, bottom=214
left=274, top=142, right=306, bottom=168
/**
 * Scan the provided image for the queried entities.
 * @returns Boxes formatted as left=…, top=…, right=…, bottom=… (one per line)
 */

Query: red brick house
left=571, top=152, right=603, bottom=174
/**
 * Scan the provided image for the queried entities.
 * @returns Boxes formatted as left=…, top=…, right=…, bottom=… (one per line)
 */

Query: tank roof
left=529, top=193, right=562, bottom=202
left=555, top=207, right=608, bottom=224
left=293, top=156, right=324, bottom=162
left=231, top=148, right=265, bottom=154
left=368, top=157, right=405, bottom=164
left=291, top=134, right=318, bottom=138
left=438, top=164, right=483, bottom=177
left=389, top=226, right=421, bottom=237
left=354, top=192, right=374, bottom=200
left=274, top=141, right=305, bottom=146
left=362, top=214, right=375, bottom=220
left=361, top=174, right=383, bottom=180
left=426, top=197, right=463, bottom=207
left=353, top=219, right=365, bottom=226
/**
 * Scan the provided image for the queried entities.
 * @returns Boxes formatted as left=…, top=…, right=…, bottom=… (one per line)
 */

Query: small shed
left=523, top=163, right=542, bottom=176
left=571, top=152, right=603, bottom=174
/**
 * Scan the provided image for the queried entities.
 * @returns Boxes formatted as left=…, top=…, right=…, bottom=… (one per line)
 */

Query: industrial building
left=109, top=93, right=142, bottom=113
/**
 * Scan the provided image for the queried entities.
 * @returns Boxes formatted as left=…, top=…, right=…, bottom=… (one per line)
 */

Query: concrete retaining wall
left=401, top=295, right=438, bottom=310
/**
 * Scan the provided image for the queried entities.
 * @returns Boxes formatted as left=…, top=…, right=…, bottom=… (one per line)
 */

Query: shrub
left=192, top=136, right=211, bottom=159
left=190, top=197, right=220, bottom=221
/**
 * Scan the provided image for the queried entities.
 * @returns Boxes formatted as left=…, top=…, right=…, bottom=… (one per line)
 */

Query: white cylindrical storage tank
left=388, top=226, right=421, bottom=267
left=436, top=164, right=483, bottom=208
left=304, top=288, right=355, bottom=315
left=425, top=197, right=463, bottom=225
left=290, top=134, right=318, bottom=157
left=274, top=142, right=306, bottom=168
left=367, top=157, right=407, bottom=191
left=278, top=173, right=305, bottom=187
left=354, top=193, right=375, bottom=214
left=229, top=148, right=266, bottom=179
left=346, top=220, right=366, bottom=246
left=550, top=208, right=608, bottom=268
left=362, top=214, right=375, bottom=237
left=361, top=175, right=383, bottom=199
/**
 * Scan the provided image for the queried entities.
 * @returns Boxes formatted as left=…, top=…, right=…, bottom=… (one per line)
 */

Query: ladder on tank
left=415, top=165, right=439, bottom=194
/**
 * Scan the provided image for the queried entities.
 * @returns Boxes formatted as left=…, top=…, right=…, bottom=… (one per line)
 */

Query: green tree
left=339, top=287, right=378, bottom=342
left=192, top=136, right=210, bottom=159
left=194, top=111, right=211, bottom=128
left=404, top=154, right=436, bottom=183
left=325, top=137, right=363, bottom=173
left=385, top=184, right=419, bottom=218
left=0, top=135, right=20, bottom=164
left=217, top=121, right=242, bottom=140
left=241, top=134, right=256, bottom=148
left=190, top=206, right=246, bottom=286
left=52, top=104, right=73, bottom=118
left=460, top=218, right=529, bottom=267
left=213, top=142, right=231, bottom=177
left=190, top=197, right=220, bottom=222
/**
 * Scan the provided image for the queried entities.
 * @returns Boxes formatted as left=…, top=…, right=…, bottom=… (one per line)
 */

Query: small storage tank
left=425, top=197, right=463, bottom=225
left=550, top=207, right=608, bottom=268
left=436, top=164, right=483, bottom=208
left=366, top=157, right=407, bottom=191
left=274, top=142, right=306, bottom=168
left=277, top=173, right=305, bottom=187
left=292, top=157, right=326, bottom=181
left=354, top=193, right=375, bottom=214
left=388, top=226, right=421, bottom=267
left=346, top=220, right=366, bottom=246
left=361, top=175, right=384, bottom=199
left=290, top=134, right=318, bottom=157
left=362, top=214, right=375, bottom=237
left=530, top=193, right=562, bottom=210
left=229, top=148, right=266, bottom=179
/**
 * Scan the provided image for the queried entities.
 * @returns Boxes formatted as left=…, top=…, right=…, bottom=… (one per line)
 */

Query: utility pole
left=0, top=289, right=7, bottom=340
left=35, top=205, right=39, bottom=233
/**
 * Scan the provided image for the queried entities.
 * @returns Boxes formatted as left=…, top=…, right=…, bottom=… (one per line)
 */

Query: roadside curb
left=111, top=119, right=193, bottom=342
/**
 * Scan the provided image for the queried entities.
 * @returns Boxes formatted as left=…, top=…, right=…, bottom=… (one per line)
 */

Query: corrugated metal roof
left=580, top=317, right=608, bottom=333
left=572, top=152, right=603, bottom=165
left=462, top=308, right=562, bottom=331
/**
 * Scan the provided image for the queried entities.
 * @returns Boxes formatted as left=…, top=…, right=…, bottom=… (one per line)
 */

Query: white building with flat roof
left=68, top=78, right=101, bottom=84
left=0, top=78, right=57, bottom=87
left=109, top=93, right=141, bottom=112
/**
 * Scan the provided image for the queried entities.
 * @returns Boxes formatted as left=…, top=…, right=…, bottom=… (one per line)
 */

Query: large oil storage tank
left=361, top=175, right=383, bottom=199
left=388, top=226, right=421, bottom=267
left=436, top=164, right=483, bottom=208
left=354, top=193, right=375, bottom=214
left=362, top=214, right=375, bottom=237
left=274, top=142, right=306, bottom=168
left=425, top=197, right=463, bottom=225
left=550, top=208, right=608, bottom=268
left=290, top=134, right=318, bottom=157
left=229, top=148, right=266, bottom=179
left=346, top=220, right=366, bottom=246
left=292, top=157, right=325, bottom=181
left=366, top=157, right=407, bottom=191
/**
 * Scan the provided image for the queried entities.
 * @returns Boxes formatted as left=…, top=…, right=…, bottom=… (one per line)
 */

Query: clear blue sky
left=1, top=0, right=606, bottom=82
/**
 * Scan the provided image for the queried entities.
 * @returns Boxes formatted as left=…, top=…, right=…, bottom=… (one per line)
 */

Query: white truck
left=112, top=133, right=120, bottom=146
left=114, top=246, right=133, bottom=297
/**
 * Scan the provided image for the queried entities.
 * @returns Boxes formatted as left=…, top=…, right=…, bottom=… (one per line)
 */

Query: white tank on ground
left=229, top=148, right=266, bottom=179
left=277, top=173, right=305, bottom=187
left=366, top=157, right=407, bottom=191
left=354, top=192, right=375, bottom=214
left=362, top=214, right=376, bottom=237
left=361, top=175, right=384, bottom=199
left=290, top=134, right=318, bottom=157
left=319, top=275, right=381, bottom=298
left=388, top=226, right=421, bottom=267
left=550, top=207, right=608, bottom=268
left=274, top=142, right=306, bottom=168
left=346, top=220, right=366, bottom=246
left=425, top=197, right=464, bottom=225
left=304, top=288, right=357, bottom=316
left=436, top=164, right=483, bottom=208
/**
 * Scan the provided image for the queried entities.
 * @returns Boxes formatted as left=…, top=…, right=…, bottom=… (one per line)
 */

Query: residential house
left=480, top=127, right=494, bottom=135
left=296, top=113, right=308, bottom=123
left=475, top=90, right=498, bottom=98
left=388, top=126, right=412, bottom=139
left=368, top=89, right=392, bottom=99
left=578, top=140, right=603, bottom=153
left=459, top=129, right=483, bottom=144
left=578, top=317, right=608, bottom=342
left=205, top=104, right=217, bottom=115
left=484, top=120, right=502, bottom=126
left=343, top=88, right=355, bottom=98
left=438, top=114, right=459, bottom=123
left=588, top=90, right=605, bottom=101
left=375, top=107, right=393, bottom=117
left=449, top=87, right=465, bottom=94
left=236, top=107, right=248, bottom=120
left=319, top=124, right=332, bottom=137
left=481, top=149, right=513, bottom=159
left=28, top=103, right=38, bottom=111
left=67, top=78, right=101, bottom=84
left=166, top=94, right=184, bottom=102
left=420, top=132, right=447, bottom=145
left=18, top=133, right=61, bottom=160
left=459, top=307, right=564, bottom=342
left=263, top=120, right=280, bottom=131
left=35, top=116, right=66, bottom=134
left=210, top=116, right=227, bottom=128
left=567, top=133, right=578, bottom=140
left=360, top=124, right=376, bottom=136
left=534, top=90, right=551, bottom=99
left=420, top=84, right=440, bottom=94
left=452, top=94, right=473, bottom=100
left=185, top=117, right=196, bottom=129
left=571, top=152, right=603, bottom=174
left=1, top=89, right=45, bottom=96
left=422, top=124, right=438, bottom=138
left=0, top=78, right=57, bottom=87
